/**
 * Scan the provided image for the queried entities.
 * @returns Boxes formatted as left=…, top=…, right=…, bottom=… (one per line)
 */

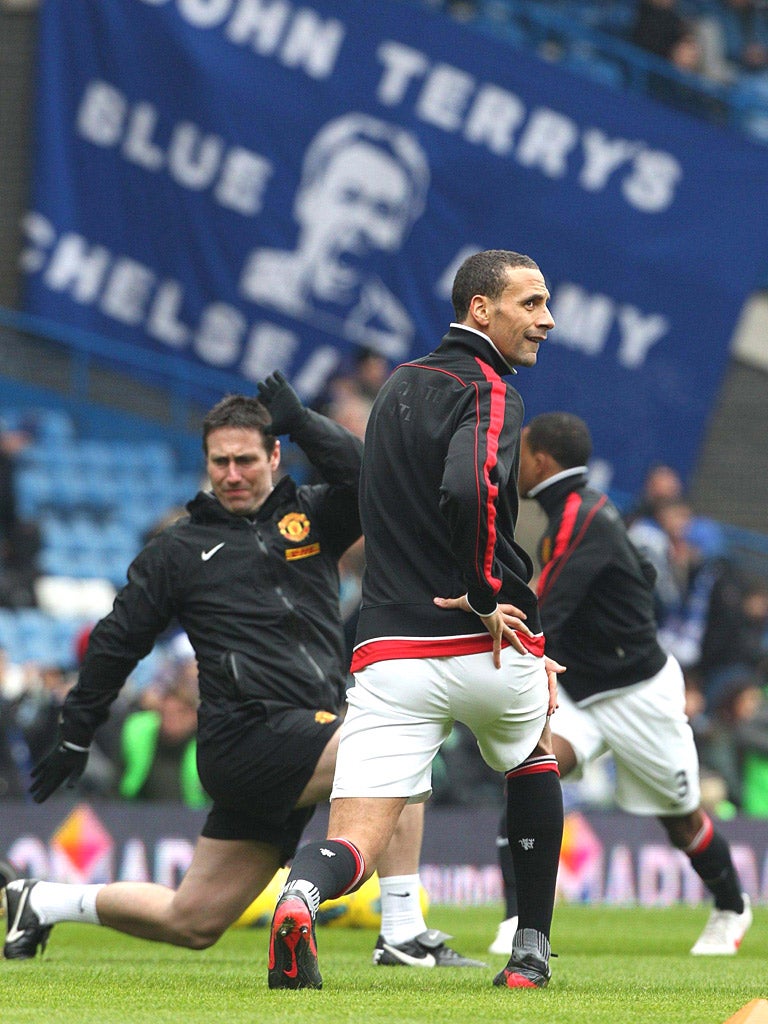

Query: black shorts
left=197, top=702, right=342, bottom=863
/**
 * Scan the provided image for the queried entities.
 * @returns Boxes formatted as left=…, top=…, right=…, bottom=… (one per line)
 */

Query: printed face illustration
left=294, top=142, right=413, bottom=304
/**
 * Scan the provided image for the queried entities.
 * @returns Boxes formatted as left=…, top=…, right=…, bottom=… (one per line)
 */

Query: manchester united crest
left=278, top=512, right=311, bottom=543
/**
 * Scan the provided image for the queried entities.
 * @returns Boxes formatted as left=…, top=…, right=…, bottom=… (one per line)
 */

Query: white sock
left=29, top=882, right=105, bottom=926
left=378, top=874, right=427, bottom=944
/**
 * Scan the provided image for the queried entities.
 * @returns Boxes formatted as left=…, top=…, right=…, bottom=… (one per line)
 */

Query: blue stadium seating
left=1, top=407, right=203, bottom=665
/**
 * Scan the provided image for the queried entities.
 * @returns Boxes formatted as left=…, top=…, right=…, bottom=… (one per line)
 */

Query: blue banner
left=22, top=0, right=768, bottom=494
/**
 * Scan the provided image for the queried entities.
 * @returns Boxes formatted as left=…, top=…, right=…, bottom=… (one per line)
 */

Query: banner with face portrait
left=23, top=0, right=768, bottom=494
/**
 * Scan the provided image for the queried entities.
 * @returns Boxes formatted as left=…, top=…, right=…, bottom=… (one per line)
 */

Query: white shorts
left=331, top=646, right=549, bottom=802
left=554, top=656, right=701, bottom=815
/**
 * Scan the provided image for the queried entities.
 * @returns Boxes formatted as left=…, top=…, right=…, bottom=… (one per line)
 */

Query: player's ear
left=536, top=449, right=554, bottom=482
left=270, top=438, right=281, bottom=471
left=469, top=293, right=489, bottom=327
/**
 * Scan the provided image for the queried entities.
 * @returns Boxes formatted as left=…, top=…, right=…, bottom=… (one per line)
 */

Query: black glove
left=30, top=739, right=89, bottom=803
left=256, top=371, right=308, bottom=436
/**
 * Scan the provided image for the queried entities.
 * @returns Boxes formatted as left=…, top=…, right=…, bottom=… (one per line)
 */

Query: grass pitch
left=1, top=903, right=765, bottom=1024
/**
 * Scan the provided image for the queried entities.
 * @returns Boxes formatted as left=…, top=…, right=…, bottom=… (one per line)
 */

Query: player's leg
left=3, top=836, right=281, bottom=958
left=488, top=806, right=518, bottom=954
left=453, top=647, right=563, bottom=988
left=372, top=800, right=487, bottom=967
left=99, top=836, right=280, bottom=944
left=660, top=809, right=751, bottom=954
left=293, top=723, right=340, bottom=807
left=268, top=794, right=404, bottom=989
left=589, top=656, right=752, bottom=954
left=495, top=725, right=563, bottom=989
left=268, top=657, right=447, bottom=989
left=489, top=805, right=518, bottom=955
left=489, top=731, right=577, bottom=954
left=5, top=711, right=343, bottom=961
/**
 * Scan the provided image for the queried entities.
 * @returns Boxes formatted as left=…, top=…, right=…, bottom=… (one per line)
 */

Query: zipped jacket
left=60, top=410, right=362, bottom=748
left=533, top=472, right=667, bottom=704
left=352, top=325, right=543, bottom=669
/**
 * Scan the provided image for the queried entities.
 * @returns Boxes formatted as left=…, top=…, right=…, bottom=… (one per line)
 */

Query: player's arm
left=440, top=382, right=516, bottom=617
left=256, top=371, right=363, bottom=554
left=257, top=371, right=363, bottom=489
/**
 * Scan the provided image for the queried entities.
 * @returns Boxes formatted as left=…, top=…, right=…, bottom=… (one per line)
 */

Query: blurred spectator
left=322, top=355, right=385, bottom=658
left=324, top=389, right=373, bottom=441
left=628, top=495, right=696, bottom=620
left=629, top=0, right=727, bottom=118
left=445, top=0, right=478, bottom=22
left=0, top=423, right=31, bottom=548
left=0, top=644, right=28, bottom=702
left=696, top=568, right=768, bottom=706
left=0, top=422, right=40, bottom=609
left=73, top=624, right=93, bottom=669
left=0, top=694, right=32, bottom=799
left=695, top=671, right=768, bottom=814
left=11, top=661, right=115, bottom=797
left=697, top=0, right=768, bottom=83
left=117, top=648, right=207, bottom=808
left=631, top=0, right=689, bottom=60
left=317, top=346, right=390, bottom=419
left=733, top=679, right=768, bottom=817
left=625, top=462, right=684, bottom=526
left=628, top=495, right=727, bottom=673
left=339, top=536, right=366, bottom=668
left=353, top=347, right=391, bottom=400
left=13, top=664, right=75, bottom=767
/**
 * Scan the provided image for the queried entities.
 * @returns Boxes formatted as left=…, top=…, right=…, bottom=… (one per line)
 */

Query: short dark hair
left=202, top=395, right=276, bottom=455
left=451, top=250, right=539, bottom=321
left=525, top=412, right=592, bottom=468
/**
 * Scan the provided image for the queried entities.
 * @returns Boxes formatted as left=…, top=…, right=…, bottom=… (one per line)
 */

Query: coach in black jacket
left=490, top=411, right=751, bottom=959
left=3, top=375, right=444, bottom=965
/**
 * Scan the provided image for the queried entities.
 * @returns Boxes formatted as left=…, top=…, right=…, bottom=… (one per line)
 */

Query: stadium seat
left=564, top=48, right=624, bottom=89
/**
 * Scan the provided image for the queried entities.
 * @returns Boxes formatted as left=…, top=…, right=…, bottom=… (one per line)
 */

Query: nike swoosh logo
left=201, top=543, right=225, bottom=561
left=390, top=892, right=411, bottom=898
left=382, top=941, right=435, bottom=967
left=6, top=886, right=30, bottom=944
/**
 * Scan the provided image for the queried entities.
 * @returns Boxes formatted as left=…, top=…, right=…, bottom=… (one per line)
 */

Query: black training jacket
left=352, top=325, right=543, bottom=668
left=60, top=410, right=362, bottom=749
left=533, top=471, right=667, bottom=705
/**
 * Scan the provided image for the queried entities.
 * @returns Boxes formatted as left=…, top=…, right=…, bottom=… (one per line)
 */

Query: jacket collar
left=438, top=324, right=517, bottom=377
left=187, top=475, right=297, bottom=524
left=531, top=469, right=589, bottom=515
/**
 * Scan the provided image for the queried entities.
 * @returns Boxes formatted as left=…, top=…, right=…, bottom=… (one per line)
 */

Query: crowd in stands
left=426, top=0, right=768, bottom=134
left=0, top=625, right=205, bottom=806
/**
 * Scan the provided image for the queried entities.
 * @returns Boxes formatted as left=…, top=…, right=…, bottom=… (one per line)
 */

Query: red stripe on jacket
left=537, top=492, right=607, bottom=601
left=350, top=631, right=546, bottom=672
left=475, top=361, right=506, bottom=596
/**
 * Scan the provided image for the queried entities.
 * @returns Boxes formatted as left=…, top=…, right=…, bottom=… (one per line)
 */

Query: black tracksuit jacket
left=60, top=410, right=362, bottom=750
left=533, top=471, right=667, bottom=705
left=353, top=325, right=543, bottom=668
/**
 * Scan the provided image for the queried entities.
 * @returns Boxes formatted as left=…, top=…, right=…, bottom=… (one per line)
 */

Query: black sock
left=506, top=759, right=563, bottom=939
left=497, top=806, right=519, bottom=918
left=282, top=839, right=364, bottom=915
left=687, top=827, right=744, bottom=913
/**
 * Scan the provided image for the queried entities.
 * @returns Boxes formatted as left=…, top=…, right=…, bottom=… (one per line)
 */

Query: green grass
left=1, top=903, right=766, bottom=1024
